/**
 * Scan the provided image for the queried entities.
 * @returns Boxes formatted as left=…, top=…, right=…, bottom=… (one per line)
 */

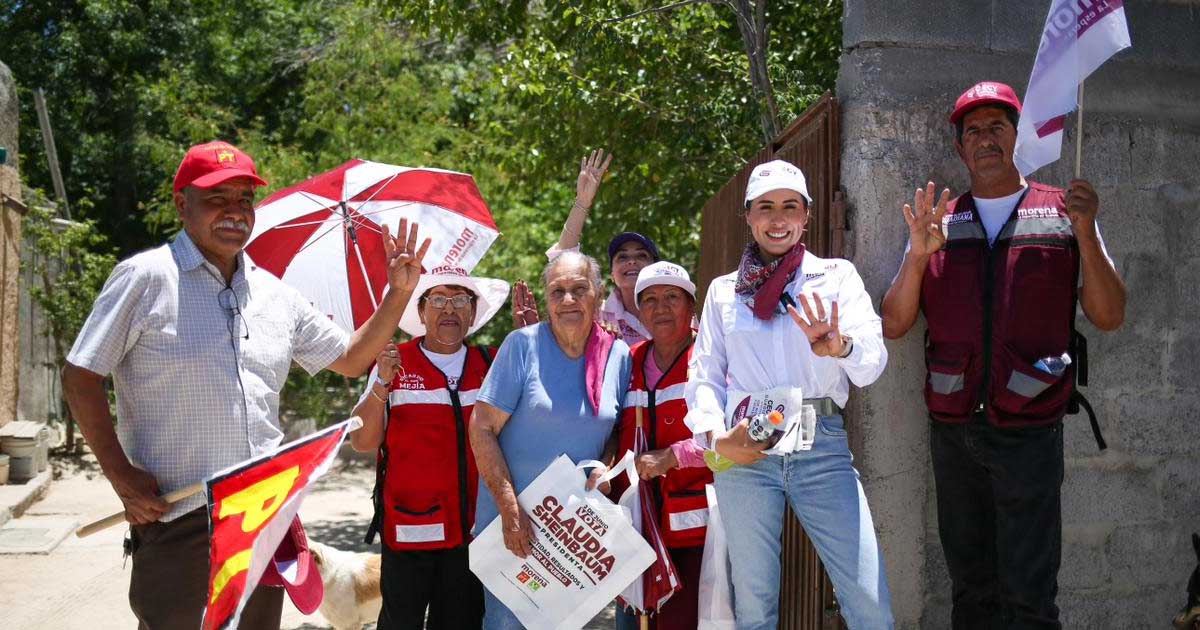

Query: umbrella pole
left=635, top=406, right=651, bottom=630
left=349, top=231, right=381, bottom=311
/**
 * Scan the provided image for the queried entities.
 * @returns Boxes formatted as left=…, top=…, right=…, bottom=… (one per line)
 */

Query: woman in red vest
left=350, top=267, right=509, bottom=630
left=614, top=261, right=713, bottom=630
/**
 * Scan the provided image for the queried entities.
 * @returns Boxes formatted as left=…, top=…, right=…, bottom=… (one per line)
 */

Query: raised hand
left=787, top=292, right=846, bottom=358
left=575, top=148, right=613, bottom=210
left=904, top=181, right=950, bottom=256
left=510, top=280, right=540, bottom=328
left=384, top=218, right=431, bottom=293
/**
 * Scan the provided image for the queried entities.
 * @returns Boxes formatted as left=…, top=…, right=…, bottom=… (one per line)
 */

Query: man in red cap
left=62, top=141, right=431, bottom=628
left=881, top=82, right=1126, bottom=628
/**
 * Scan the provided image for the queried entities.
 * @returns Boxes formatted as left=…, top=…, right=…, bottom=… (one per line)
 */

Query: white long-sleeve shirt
left=684, top=252, right=888, bottom=436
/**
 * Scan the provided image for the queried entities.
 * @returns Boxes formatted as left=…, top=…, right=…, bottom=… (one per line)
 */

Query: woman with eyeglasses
left=350, top=266, right=509, bottom=630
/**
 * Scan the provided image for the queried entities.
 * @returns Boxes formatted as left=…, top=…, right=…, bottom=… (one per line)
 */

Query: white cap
left=634, top=261, right=696, bottom=308
left=399, top=266, right=510, bottom=338
left=743, top=159, right=812, bottom=207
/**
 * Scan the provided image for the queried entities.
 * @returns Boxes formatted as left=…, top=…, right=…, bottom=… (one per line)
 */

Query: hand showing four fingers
left=786, top=292, right=845, bottom=358
left=510, top=280, right=541, bottom=329
left=384, top=218, right=432, bottom=293
left=904, top=181, right=950, bottom=256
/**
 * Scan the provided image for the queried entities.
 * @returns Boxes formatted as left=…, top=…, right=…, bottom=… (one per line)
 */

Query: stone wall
left=837, top=1, right=1200, bottom=627
left=0, top=61, right=21, bottom=429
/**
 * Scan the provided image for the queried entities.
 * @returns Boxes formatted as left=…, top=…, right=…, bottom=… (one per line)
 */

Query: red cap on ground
left=172, top=141, right=268, bottom=193
left=949, top=81, right=1023, bottom=124
left=258, top=517, right=324, bottom=614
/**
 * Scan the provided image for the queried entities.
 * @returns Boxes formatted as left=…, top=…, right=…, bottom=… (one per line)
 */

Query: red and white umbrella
left=246, top=160, right=499, bottom=331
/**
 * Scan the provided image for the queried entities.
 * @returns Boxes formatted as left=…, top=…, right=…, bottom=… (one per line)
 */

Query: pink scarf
left=584, top=322, right=616, bottom=416
left=734, top=242, right=806, bottom=320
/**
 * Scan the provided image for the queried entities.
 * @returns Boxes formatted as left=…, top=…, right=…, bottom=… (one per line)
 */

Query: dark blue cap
left=607, top=232, right=660, bottom=264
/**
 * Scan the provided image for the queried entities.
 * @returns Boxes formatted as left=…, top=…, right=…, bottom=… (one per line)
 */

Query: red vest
left=920, top=181, right=1078, bottom=427
left=617, top=340, right=713, bottom=548
left=380, top=339, right=493, bottom=551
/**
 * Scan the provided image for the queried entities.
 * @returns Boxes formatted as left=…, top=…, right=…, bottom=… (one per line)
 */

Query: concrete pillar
left=837, top=1, right=1200, bottom=627
left=0, top=61, right=21, bottom=429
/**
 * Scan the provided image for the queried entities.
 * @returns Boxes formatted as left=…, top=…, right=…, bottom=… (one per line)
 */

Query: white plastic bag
left=469, top=453, right=655, bottom=630
left=697, top=484, right=736, bottom=630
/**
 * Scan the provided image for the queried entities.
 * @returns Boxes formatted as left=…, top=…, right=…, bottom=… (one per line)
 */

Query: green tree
left=3, top=0, right=842, bottom=427
left=0, top=0, right=334, bottom=252
left=382, top=0, right=841, bottom=273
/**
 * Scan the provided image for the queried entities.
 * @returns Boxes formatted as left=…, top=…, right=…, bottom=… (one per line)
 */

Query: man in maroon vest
left=881, top=81, right=1126, bottom=629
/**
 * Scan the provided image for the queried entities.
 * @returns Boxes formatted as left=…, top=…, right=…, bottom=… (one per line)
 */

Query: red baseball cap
left=258, top=517, right=324, bottom=614
left=172, top=141, right=268, bottom=193
left=949, top=81, right=1022, bottom=124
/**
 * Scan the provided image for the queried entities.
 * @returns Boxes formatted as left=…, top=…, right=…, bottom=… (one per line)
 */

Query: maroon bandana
left=734, top=242, right=805, bottom=320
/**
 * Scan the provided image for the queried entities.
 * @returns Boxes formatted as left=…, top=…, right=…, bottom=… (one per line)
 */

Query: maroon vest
left=920, top=181, right=1078, bottom=427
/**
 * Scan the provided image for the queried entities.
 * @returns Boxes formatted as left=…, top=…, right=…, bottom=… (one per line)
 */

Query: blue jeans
left=482, top=587, right=524, bottom=630
left=714, top=414, right=894, bottom=630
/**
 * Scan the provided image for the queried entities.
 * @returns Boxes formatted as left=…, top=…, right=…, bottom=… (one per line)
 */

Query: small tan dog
left=309, top=541, right=382, bottom=630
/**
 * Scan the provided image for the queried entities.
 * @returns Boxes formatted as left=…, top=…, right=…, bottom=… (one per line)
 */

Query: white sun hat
left=398, top=265, right=510, bottom=338
left=634, top=261, right=696, bottom=308
left=743, top=159, right=812, bottom=207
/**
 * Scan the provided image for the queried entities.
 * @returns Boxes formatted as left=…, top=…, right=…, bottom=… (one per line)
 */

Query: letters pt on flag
left=202, top=419, right=356, bottom=630
left=1014, top=0, right=1131, bottom=176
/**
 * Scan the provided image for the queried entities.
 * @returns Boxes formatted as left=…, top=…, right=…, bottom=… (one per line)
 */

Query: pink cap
left=949, top=81, right=1022, bottom=124
left=258, top=517, right=324, bottom=614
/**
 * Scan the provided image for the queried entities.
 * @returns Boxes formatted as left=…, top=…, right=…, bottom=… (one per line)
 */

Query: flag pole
left=76, top=482, right=205, bottom=537
left=74, top=418, right=363, bottom=538
left=635, top=405, right=650, bottom=630
left=1074, top=81, right=1085, bottom=178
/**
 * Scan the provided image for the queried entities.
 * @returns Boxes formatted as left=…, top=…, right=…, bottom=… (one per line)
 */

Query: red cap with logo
left=949, top=81, right=1023, bottom=124
left=172, top=141, right=268, bottom=193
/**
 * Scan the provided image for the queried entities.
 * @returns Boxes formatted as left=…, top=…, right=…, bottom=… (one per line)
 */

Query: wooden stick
left=635, top=405, right=650, bottom=629
left=1075, top=81, right=1085, bottom=178
left=75, top=481, right=205, bottom=538
left=33, top=88, right=70, bottom=219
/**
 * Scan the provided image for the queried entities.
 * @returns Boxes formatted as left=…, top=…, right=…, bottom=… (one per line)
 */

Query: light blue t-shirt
left=473, top=322, right=631, bottom=534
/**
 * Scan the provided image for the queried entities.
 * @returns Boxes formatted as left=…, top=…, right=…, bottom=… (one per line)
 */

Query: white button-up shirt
left=684, top=252, right=888, bottom=437
left=67, top=232, right=349, bottom=520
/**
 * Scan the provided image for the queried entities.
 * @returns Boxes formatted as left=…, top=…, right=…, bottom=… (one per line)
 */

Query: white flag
left=1014, top=0, right=1131, bottom=176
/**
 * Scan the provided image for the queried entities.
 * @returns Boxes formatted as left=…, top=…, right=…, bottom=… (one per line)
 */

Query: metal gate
left=696, top=93, right=848, bottom=630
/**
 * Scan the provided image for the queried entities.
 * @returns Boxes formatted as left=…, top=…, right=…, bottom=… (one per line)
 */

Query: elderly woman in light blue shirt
left=469, top=250, right=632, bottom=630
